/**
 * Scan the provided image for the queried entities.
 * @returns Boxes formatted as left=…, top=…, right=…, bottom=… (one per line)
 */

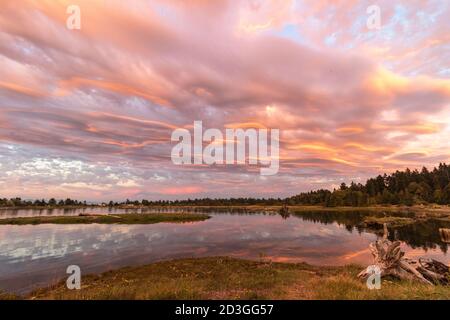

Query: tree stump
left=358, top=224, right=449, bottom=285
left=440, top=228, right=450, bottom=243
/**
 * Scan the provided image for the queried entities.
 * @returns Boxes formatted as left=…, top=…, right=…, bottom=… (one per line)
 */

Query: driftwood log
left=358, top=224, right=449, bottom=285
left=440, top=228, right=450, bottom=243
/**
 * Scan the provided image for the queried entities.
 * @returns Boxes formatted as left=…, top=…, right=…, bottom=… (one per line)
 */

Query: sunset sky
left=0, top=0, right=449, bottom=201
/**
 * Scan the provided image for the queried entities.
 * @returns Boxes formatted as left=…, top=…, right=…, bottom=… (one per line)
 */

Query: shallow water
left=0, top=209, right=448, bottom=294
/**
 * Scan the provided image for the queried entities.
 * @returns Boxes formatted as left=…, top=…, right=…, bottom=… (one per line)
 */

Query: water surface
left=0, top=209, right=448, bottom=294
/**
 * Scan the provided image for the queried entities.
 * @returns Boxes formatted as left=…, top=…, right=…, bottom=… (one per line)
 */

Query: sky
left=0, top=0, right=449, bottom=201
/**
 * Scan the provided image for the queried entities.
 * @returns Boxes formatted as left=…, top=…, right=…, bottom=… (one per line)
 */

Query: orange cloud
left=0, top=81, right=45, bottom=97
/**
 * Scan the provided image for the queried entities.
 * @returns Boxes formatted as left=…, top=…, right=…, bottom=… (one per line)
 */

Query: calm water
left=0, top=207, right=191, bottom=218
left=0, top=208, right=449, bottom=294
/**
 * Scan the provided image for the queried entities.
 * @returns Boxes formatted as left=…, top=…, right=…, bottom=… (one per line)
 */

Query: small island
left=0, top=213, right=210, bottom=225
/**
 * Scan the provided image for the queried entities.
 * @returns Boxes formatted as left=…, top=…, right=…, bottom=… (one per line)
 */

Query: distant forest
left=2, top=163, right=450, bottom=208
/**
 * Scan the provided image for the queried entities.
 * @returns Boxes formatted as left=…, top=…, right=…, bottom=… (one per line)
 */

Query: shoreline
left=2, top=256, right=449, bottom=300
left=1, top=204, right=449, bottom=211
left=1, top=205, right=449, bottom=228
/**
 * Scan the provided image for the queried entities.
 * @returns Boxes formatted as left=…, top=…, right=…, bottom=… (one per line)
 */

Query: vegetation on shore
left=362, top=208, right=450, bottom=229
left=290, top=163, right=450, bottom=207
left=0, top=213, right=210, bottom=225
left=2, top=164, right=450, bottom=209
left=0, top=291, right=19, bottom=300
left=18, top=257, right=450, bottom=300
left=0, top=197, right=90, bottom=208
left=361, top=216, right=417, bottom=228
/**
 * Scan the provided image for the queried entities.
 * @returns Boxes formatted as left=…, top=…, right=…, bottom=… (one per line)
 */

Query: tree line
left=2, top=163, right=450, bottom=208
left=0, top=198, right=88, bottom=207
left=290, top=163, right=450, bottom=206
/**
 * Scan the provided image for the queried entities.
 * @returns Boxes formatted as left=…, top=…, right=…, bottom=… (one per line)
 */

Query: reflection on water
left=0, top=206, right=261, bottom=219
left=389, top=220, right=450, bottom=252
left=0, top=207, right=191, bottom=219
left=293, top=211, right=450, bottom=253
left=0, top=209, right=449, bottom=294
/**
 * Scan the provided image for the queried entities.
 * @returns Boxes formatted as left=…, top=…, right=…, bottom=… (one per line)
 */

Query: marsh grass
left=362, top=216, right=417, bottom=228
left=0, top=213, right=210, bottom=225
left=23, top=257, right=450, bottom=300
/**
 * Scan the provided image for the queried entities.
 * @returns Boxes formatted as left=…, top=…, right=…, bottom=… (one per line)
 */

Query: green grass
left=0, top=213, right=210, bottom=225
left=22, top=257, right=450, bottom=300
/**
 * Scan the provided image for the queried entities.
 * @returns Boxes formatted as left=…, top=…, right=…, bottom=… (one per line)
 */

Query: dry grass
left=23, top=257, right=450, bottom=300
left=0, top=291, right=20, bottom=300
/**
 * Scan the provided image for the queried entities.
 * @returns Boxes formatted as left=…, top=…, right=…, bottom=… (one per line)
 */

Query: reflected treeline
left=389, top=220, right=450, bottom=253
left=0, top=206, right=281, bottom=218
left=135, top=207, right=279, bottom=215
left=291, top=210, right=386, bottom=234
left=292, top=210, right=449, bottom=252
left=0, top=207, right=91, bottom=218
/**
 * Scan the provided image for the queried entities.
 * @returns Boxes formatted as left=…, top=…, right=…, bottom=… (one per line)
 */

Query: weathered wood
left=358, top=224, right=449, bottom=285
left=440, top=228, right=450, bottom=243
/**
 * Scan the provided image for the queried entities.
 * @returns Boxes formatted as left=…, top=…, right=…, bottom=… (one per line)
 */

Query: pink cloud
left=159, top=186, right=204, bottom=195
left=0, top=0, right=449, bottom=200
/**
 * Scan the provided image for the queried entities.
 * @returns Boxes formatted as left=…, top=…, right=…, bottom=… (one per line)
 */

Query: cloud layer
left=0, top=0, right=449, bottom=200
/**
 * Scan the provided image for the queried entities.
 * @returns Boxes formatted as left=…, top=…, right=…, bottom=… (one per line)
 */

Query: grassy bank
left=22, top=257, right=450, bottom=300
left=0, top=213, right=210, bottom=225
left=0, top=291, right=19, bottom=300
left=288, top=205, right=450, bottom=228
